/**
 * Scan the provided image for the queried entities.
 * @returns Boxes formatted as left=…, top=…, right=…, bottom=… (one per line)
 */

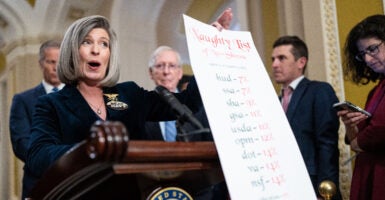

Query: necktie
left=164, top=121, right=177, bottom=142
left=282, top=87, right=293, bottom=112
left=51, top=87, right=59, bottom=93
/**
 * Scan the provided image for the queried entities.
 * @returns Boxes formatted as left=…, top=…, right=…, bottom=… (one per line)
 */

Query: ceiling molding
left=68, top=6, right=85, bottom=20
left=26, top=0, right=36, bottom=7
left=0, top=15, right=7, bottom=28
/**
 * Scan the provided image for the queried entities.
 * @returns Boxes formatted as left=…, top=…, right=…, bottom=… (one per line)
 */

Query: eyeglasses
left=153, top=63, right=179, bottom=70
left=355, top=41, right=383, bottom=62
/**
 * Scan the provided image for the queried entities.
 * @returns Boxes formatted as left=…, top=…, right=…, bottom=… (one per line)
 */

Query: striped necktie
left=164, top=121, right=177, bottom=142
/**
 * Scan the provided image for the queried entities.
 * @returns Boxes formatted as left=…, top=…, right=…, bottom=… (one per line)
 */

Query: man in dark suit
left=145, top=45, right=222, bottom=199
left=145, top=46, right=184, bottom=141
left=271, top=36, right=341, bottom=200
left=9, top=40, right=64, bottom=199
left=145, top=46, right=212, bottom=142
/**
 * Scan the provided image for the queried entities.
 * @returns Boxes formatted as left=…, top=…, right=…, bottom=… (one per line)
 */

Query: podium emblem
left=148, top=187, right=193, bottom=200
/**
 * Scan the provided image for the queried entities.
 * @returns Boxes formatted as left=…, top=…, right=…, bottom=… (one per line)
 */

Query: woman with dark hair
left=339, top=14, right=385, bottom=200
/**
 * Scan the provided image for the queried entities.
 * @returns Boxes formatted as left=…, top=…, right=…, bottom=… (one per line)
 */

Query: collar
left=282, top=75, right=305, bottom=91
left=42, top=80, right=65, bottom=94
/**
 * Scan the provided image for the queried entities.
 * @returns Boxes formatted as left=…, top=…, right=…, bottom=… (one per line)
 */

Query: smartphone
left=333, top=101, right=372, bottom=117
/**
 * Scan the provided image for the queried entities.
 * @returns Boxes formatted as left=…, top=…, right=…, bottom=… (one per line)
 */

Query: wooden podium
left=28, top=121, right=225, bottom=200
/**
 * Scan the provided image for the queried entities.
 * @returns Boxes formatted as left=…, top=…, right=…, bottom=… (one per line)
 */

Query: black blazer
left=144, top=121, right=165, bottom=140
left=282, top=78, right=341, bottom=199
left=9, top=83, right=46, bottom=198
left=10, top=83, right=46, bottom=161
left=26, top=81, right=202, bottom=179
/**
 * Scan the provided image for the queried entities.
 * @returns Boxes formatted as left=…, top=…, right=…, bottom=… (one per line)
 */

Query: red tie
left=282, top=87, right=293, bottom=112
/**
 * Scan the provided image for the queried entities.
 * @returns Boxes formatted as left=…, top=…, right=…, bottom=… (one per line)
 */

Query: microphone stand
left=175, top=105, right=211, bottom=142
left=155, top=85, right=211, bottom=142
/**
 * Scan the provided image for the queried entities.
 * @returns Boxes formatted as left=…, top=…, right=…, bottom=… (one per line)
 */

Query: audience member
left=338, top=14, right=385, bottom=200
left=9, top=40, right=63, bottom=199
left=271, top=36, right=341, bottom=199
left=145, top=46, right=183, bottom=141
left=145, top=46, right=211, bottom=141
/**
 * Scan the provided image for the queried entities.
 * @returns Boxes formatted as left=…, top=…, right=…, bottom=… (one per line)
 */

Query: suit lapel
left=286, top=78, right=310, bottom=119
left=61, top=85, right=129, bottom=126
left=145, top=122, right=164, bottom=140
left=34, top=83, right=47, bottom=96
left=61, top=85, right=100, bottom=125
left=102, top=86, right=128, bottom=120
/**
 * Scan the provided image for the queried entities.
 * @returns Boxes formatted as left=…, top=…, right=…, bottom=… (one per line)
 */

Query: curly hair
left=343, top=14, right=385, bottom=85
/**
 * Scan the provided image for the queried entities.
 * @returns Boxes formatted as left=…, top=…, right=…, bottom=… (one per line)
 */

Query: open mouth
left=88, top=61, right=101, bottom=68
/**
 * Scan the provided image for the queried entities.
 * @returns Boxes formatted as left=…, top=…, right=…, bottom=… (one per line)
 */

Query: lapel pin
left=104, top=93, right=128, bottom=110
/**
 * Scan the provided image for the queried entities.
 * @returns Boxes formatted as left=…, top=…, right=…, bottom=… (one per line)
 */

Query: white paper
left=183, top=14, right=316, bottom=200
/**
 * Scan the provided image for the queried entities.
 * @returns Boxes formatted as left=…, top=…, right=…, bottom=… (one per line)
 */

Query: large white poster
left=183, top=15, right=316, bottom=199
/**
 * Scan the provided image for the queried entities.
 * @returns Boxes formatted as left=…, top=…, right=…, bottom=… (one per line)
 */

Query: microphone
left=155, top=85, right=204, bottom=130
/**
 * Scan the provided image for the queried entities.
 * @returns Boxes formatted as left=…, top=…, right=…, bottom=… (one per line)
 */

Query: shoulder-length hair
left=344, top=14, right=385, bottom=85
left=58, top=15, right=119, bottom=87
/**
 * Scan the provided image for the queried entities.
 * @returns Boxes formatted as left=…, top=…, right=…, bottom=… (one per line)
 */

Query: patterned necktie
left=282, top=87, right=293, bottom=112
left=164, top=121, right=177, bottom=142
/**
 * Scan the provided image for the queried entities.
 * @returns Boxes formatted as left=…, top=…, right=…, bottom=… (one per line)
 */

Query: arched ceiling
left=0, top=0, right=234, bottom=79
left=0, top=0, right=232, bottom=50
left=0, top=0, right=113, bottom=49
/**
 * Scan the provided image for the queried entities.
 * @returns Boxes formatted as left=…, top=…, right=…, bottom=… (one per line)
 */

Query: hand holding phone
left=333, top=101, right=372, bottom=117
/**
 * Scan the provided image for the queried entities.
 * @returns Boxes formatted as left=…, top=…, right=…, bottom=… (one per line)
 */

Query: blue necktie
left=164, top=121, right=177, bottom=142
left=51, top=87, right=59, bottom=93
